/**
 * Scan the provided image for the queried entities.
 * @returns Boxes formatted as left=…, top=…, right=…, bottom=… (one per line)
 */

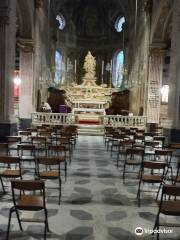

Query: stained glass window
left=54, top=51, right=62, bottom=86
left=56, top=14, right=66, bottom=30
left=112, top=51, right=124, bottom=88
left=115, top=16, right=125, bottom=32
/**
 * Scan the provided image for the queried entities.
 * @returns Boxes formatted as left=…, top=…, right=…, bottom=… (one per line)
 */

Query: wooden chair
left=31, top=136, right=47, bottom=156
left=116, top=139, right=135, bottom=168
left=0, top=156, right=23, bottom=193
left=154, top=149, right=173, bottom=180
left=153, top=184, right=180, bottom=240
left=6, top=136, right=21, bottom=155
left=17, top=144, right=36, bottom=174
left=123, top=148, right=144, bottom=183
left=48, top=145, right=67, bottom=180
left=36, top=157, right=62, bottom=204
left=6, top=180, right=49, bottom=240
left=137, top=161, right=166, bottom=207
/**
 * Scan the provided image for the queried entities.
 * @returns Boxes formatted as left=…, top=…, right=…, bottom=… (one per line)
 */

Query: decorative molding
left=16, top=38, right=34, bottom=53
left=34, top=0, right=43, bottom=9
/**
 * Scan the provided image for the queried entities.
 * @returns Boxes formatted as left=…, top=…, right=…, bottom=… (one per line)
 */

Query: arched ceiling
left=51, top=0, right=136, bottom=39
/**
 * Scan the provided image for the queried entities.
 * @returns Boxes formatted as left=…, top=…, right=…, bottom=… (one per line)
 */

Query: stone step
left=77, top=124, right=104, bottom=136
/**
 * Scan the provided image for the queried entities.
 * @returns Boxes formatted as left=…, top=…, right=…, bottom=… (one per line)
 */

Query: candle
left=101, top=60, right=104, bottom=84
left=75, top=59, right=77, bottom=83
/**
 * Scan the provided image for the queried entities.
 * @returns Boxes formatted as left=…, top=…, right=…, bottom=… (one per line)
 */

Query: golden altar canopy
left=63, top=51, right=113, bottom=110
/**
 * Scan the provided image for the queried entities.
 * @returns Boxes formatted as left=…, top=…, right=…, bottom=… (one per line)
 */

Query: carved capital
left=34, top=0, right=43, bottom=9
left=149, top=42, right=167, bottom=55
left=16, top=38, right=34, bottom=53
left=0, top=7, right=9, bottom=26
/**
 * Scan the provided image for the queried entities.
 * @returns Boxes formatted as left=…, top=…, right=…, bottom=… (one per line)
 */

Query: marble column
left=166, top=0, right=180, bottom=142
left=0, top=0, right=17, bottom=139
left=146, top=44, right=165, bottom=126
left=18, top=38, right=34, bottom=129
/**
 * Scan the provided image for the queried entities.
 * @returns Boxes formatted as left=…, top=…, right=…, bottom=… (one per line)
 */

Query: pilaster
left=146, top=43, right=166, bottom=124
left=0, top=0, right=17, bottom=139
left=166, top=0, right=180, bottom=142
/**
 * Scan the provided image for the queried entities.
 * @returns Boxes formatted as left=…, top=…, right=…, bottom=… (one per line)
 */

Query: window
left=112, top=51, right=124, bottom=88
left=54, top=51, right=63, bottom=86
left=161, top=85, right=169, bottom=103
left=115, top=16, right=125, bottom=32
left=56, top=14, right=66, bottom=30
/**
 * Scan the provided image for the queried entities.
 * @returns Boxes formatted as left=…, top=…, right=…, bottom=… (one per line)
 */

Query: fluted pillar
left=0, top=0, right=17, bottom=139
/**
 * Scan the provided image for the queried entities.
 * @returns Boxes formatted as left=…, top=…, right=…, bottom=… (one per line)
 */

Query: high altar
left=63, top=51, right=113, bottom=124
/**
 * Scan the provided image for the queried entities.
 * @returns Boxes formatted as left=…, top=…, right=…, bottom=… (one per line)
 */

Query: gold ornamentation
left=83, top=51, right=96, bottom=79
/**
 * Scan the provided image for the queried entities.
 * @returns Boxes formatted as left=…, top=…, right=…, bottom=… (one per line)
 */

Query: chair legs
left=7, top=207, right=49, bottom=240
left=0, top=176, right=5, bottom=193
left=58, top=177, right=62, bottom=205
left=153, top=213, right=160, bottom=240
left=6, top=207, right=23, bottom=240
left=137, top=180, right=142, bottom=207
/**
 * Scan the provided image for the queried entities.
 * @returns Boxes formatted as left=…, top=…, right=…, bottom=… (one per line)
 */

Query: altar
left=62, top=51, right=113, bottom=124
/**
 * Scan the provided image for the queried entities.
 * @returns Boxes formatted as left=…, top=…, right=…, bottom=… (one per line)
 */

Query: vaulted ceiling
left=51, top=0, right=137, bottom=39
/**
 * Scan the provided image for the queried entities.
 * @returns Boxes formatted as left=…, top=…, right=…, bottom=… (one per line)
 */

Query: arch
left=17, top=0, right=33, bottom=37
left=151, top=0, right=173, bottom=43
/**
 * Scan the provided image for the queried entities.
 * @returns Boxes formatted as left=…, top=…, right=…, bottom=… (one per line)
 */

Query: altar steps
left=77, top=124, right=104, bottom=136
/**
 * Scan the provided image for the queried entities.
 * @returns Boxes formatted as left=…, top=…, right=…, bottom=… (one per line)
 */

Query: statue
left=83, top=51, right=96, bottom=79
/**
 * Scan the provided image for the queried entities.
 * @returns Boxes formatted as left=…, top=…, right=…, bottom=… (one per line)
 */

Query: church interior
left=1, top=0, right=180, bottom=239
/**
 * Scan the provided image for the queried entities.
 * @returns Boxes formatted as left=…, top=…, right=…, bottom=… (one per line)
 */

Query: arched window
left=56, top=13, right=66, bottom=30
left=115, top=16, right=125, bottom=32
left=112, top=51, right=124, bottom=88
left=54, top=51, right=63, bottom=86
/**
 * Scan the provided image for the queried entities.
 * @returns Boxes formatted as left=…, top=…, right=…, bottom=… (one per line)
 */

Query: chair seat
left=1, top=169, right=22, bottom=177
left=142, top=174, right=162, bottom=183
left=17, top=195, right=44, bottom=210
left=160, top=201, right=180, bottom=216
left=126, top=160, right=141, bottom=165
left=39, top=171, right=59, bottom=178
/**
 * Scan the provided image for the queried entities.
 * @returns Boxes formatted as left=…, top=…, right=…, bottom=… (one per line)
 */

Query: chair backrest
left=126, top=147, right=144, bottom=156
left=0, top=156, right=21, bottom=165
left=37, top=157, right=60, bottom=166
left=155, top=149, right=172, bottom=163
left=7, top=136, right=21, bottom=143
left=18, top=144, right=36, bottom=156
left=162, top=184, right=180, bottom=197
left=48, top=145, right=66, bottom=156
left=11, top=180, right=46, bottom=209
left=143, top=161, right=166, bottom=170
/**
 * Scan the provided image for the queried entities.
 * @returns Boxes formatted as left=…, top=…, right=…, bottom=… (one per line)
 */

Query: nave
left=1, top=135, right=180, bottom=240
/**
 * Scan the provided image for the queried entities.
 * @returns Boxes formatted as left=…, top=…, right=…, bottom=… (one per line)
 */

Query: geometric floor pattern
left=0, top=136, right=180, bottom=239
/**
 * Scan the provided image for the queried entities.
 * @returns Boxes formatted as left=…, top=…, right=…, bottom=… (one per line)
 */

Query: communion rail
left=31, top=112, right=146, bottom=129
left=31, top=112, right=75, bottom=125
left=101, top=115, right=147, bottom=129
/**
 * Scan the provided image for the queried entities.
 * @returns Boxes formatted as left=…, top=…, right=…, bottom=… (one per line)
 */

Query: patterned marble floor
left=0, top=136, right=180, bottom=240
